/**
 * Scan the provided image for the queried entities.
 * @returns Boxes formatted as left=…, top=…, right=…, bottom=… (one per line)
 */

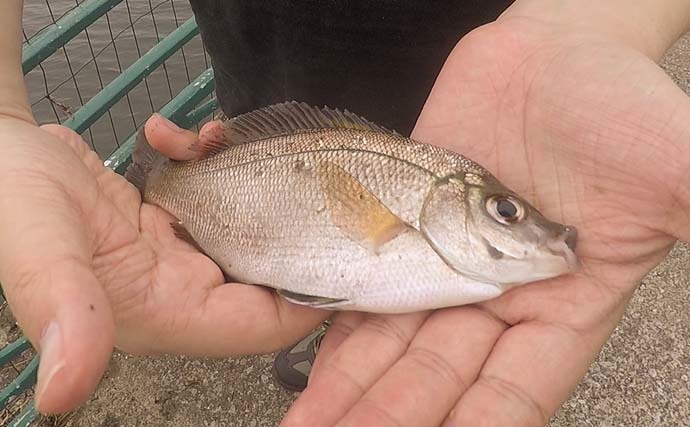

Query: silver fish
left=125, top=102, right=579, bottom=313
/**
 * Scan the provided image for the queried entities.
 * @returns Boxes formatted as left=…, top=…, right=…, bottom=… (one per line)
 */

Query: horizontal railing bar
left=8, top=400, right=36, bottom=427
left=22, top=0, right=125, bottom=74
left=0, top=338, right=32, bottom=367
left=180, top=97, right=219, bottom=129
left=0, top=355, right=39, bottom=408
left=104, top=68, right=215, bottom=175
left=62, top=16, right=200, bottom=134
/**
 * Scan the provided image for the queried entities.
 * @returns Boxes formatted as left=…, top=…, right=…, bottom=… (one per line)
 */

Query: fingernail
left=35, top=322, right=66, bottom=409
left=153, top=113, right=183, bottom=133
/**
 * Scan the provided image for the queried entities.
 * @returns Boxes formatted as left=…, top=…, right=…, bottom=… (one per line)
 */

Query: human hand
left=0, top=116, right=328, bottom=415
left=281, top=13, right=690, bottom=427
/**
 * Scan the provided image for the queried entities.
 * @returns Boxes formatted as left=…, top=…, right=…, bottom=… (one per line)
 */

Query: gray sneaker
left=271, top=323, right=328, bottom=392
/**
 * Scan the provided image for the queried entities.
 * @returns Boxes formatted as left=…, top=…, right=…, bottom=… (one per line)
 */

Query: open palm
left=76, top=123, right=328, bottom=358
left=0, top=119, right=327, bottom=414
left=282, top=17, right=690, bottom=426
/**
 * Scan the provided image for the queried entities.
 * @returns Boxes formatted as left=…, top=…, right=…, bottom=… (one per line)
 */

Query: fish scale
left=126, top=102, right=579, bottom=313
left=152, top=150, right=431, bottom=287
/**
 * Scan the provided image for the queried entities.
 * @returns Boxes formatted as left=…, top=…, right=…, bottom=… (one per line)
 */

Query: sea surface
left=22, top=0, right=210, bottom=158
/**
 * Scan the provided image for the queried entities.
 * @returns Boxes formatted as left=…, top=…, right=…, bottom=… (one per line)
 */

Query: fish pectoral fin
left=318, top=161, right=410, bottom=253
left=170, top=221, right=206, bottom=254
left=277, top=289, right=351, bottom=309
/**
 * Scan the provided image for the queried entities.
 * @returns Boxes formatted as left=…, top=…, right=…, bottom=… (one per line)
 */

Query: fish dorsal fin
left=191, top=101, right=400, bottom=157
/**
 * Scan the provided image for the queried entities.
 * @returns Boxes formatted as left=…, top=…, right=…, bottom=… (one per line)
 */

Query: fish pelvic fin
left=170, top=221, right=207, bottom=254
left=124, top=126, right=166, bottom=195
left=277, top=289, right=351, bottom=310
left=318, top=160, right=410, bottom=253
left=190, top=101, right=401, bottom=158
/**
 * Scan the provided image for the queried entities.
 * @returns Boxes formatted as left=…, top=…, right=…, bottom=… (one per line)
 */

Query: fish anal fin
left=189, top=101, right=400, bottom=159
left=318, top=161, right=409, bottom=253
left=170, top=221, right=206, bottom=254
left=277, top=289, right=350, bottom=309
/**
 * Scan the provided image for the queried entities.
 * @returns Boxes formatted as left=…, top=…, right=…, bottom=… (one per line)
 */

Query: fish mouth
left=562, top=226, right=578, bottom=251
left=545, top=226, right=580, bottom=273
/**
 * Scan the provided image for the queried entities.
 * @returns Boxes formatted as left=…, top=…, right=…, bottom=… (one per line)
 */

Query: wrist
left=0, top=0, right=34, bottom=125
left=0, top=68, right=36, bottom=125
left=500, top=0, right=690, bottom=61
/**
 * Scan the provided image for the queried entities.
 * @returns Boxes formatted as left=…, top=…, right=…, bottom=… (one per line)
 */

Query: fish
left=124, top=101, right=579, bottom=314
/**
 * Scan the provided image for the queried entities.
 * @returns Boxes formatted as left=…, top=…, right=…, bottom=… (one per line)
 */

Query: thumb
left=144, top=113, right=225, bottom=161
left=0, top=122, right=115, bottom=414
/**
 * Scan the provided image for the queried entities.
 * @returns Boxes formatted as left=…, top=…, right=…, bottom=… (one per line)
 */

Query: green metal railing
left=106, top=67, right=216, bottom=174
left=62, top=16, right=201, bottom=134
left=22, top=0, right=125, bottom=74
left=1, top=0, right=218, bottom=424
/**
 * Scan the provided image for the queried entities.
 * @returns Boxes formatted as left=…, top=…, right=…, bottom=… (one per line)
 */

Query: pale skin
left=283, top=2, right=690, bottom=426
left=0, top=0, right=689, bottom=425
left=0, top=1, right=329, bottom=414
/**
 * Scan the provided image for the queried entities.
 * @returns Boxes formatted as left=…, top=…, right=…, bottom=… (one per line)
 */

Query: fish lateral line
left=168, top=146, right=438, bottom=182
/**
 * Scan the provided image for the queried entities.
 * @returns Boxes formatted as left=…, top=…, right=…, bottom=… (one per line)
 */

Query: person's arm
left=281, top=2, right=690, bottom=426
left=501, top=0, right=690, bottom=61
left=0, top=0, right=34, bottom=124
left=0, top=1, right=328, bottom=416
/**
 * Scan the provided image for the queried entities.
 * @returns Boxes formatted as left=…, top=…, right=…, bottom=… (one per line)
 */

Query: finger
left=335, top=307, right=506, bottom=427
left=0, top=128, right=115, bottom=414
left=308, top=312, right=366, bottom=381
left=144, top=113, right=207, bottom=161
left=132, top=282, right=331, bottom=356
left=282, top=312, right=430, bottom=427
left=443, top=310, right=625, bottom=427
left=197, top=119, right=226, bottom=149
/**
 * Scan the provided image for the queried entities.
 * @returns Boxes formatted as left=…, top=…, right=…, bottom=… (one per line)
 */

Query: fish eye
left=486, top=195, right=525, bottom=225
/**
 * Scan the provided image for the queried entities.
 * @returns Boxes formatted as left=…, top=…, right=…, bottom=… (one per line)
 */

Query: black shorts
left=188, top=1, right=513, bottom=135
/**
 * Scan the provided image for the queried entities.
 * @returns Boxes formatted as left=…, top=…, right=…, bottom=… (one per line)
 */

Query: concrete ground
left=2, top=33, right=690, bottom=427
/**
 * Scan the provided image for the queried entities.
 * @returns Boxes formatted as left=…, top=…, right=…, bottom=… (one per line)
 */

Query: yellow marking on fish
left=317, top=160, right=409, bottom=253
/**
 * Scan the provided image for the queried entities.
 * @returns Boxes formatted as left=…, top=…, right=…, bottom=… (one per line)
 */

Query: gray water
left=22, top=0, right=211, bottom=158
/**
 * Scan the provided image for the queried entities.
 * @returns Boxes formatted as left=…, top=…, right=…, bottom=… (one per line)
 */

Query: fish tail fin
left=124, top=127, right=165, bottom=195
